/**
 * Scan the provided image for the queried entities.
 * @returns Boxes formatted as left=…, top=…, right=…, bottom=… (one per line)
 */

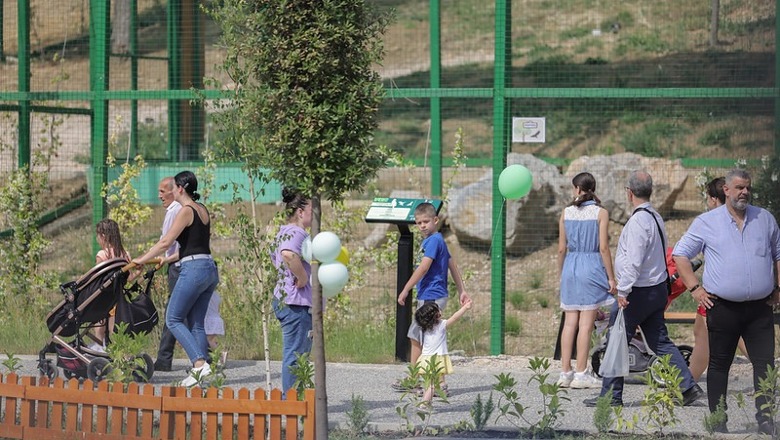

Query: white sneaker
left=556, top=371, right=574, bottom=388
left=571, top=370, right=601, bottom=389
left=180, top=362, right=212, bottom=387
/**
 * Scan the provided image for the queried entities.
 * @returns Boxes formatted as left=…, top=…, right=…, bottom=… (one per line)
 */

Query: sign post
left=365, top=197, right=443, bottom=362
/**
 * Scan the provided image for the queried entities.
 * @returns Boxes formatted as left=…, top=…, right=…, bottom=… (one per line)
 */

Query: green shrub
left=505, top=316, right=522, bottom=336
left=508, top=292, right=528, bottom=311
left=698, top=126, right=733, bottom=150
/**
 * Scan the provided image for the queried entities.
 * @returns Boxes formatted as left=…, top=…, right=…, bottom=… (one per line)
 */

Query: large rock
left=565, top=153, right=688, bottom=224
left=448, top=153, right=569, bottom=256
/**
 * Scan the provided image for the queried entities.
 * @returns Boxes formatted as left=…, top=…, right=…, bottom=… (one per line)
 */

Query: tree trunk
left=311, top=195, right=328, bottom=439
left=709, top=0, right=720, bottom=47
left=112, top=0, right=131, bottom=54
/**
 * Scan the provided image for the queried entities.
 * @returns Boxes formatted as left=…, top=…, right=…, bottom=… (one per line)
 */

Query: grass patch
left=621, top=121, right=691, bottom=158
left=508, top=291, right=529, bottom=311
left=615, top=33, right=671, bottom=56
left=560, top=26, right=591, bottom=40
left=505, top=316, right=522, bottom=336
left=699, top=126, right=734, bottom=150
left=528, top=270, right=545, bottom=290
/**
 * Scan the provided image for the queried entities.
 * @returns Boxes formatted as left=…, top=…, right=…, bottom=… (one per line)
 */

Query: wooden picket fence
left=0, top=373, right=315, bottom=440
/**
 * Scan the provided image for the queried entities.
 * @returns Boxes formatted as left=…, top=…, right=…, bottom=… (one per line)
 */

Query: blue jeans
left=273, top=299, right=312, bottom=397
left=601, top=282, right=696, bottom=401
left=166, top=258, right=218, bottom=364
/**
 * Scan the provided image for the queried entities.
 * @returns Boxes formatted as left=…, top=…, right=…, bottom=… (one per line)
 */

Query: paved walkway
left=4, top=354, right=768, bottom=437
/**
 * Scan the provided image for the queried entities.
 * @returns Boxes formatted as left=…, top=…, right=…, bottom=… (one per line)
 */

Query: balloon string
left=487, top=198, right=507, bottom=258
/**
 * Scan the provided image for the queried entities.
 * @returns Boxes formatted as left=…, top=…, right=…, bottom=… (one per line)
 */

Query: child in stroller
left=38, top=257, right=160, bottom=382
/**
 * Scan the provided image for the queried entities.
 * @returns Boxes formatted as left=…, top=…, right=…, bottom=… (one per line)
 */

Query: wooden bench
left=664, top=312, right=697, bottom=324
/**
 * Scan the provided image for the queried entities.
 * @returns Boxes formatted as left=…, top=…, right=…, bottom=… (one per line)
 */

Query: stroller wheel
left=649, top=345, right=695, bottom=385
left=678, top=345, right=694, bottom=366
left=38, top=359, right=59, bottom=381
left=87, top=357, right=112, bottom=382
left=132, top=354, right=154, bottom=382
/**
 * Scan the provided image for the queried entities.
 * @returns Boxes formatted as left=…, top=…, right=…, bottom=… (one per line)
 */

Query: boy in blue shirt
left=395, top=203, right=471, bottom=391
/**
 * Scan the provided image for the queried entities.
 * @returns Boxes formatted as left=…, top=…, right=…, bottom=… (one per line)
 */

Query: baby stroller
left=590, top=257, right=702, bottom=384
left=590, top=324, right=693, bottom=385
left=37, top=258, right=160, bottom=382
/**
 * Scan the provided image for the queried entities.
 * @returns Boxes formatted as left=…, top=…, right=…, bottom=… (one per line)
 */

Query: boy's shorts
left=407, top=297, right=449, bottom=343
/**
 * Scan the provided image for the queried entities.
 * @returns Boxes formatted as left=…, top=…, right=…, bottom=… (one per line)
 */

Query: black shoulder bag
left=635, top=207, right=672, bottom=296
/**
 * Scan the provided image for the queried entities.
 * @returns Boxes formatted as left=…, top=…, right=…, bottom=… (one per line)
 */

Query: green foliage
left=470, top=393, right=495, bottom=431
left=290, top=352, right=315, bottom=401
left=508, top=291, right=528, bottom=311
left=105, top=322, right=152, bottom=383
left=560, top=26, right=591, bottom=40
left=698, top=126, right=734, bottom=150
left=528, top=270, right=544, bottom=290
left=756, top=363, right=780, bottom=437
left=505, top=316, right=522, bottom=336
left=113, top=122, right=169, bottom=160
left=639, top=354, right=682, bottom=434
left=101, top=154, right=152, bottom=232
left=206, top=345, right=228, bottom=389
left=615, top=33, right=671, bottom=56
left=0, top=165, right=53, bottom=311
left=703, top=395, right=728, bottom=435
left=751, top=155, right=780, bottom=223
left=345, top=394, right=370, bottom=436
left=395, top=355, right=448, bottom=435
left=535, top=295, right=549, bottom=309
left=593, top=392, right=615, bottom=433
left=600, top=11, right=635, bottom=31
left=621, top=121, right=690, bottom=158
left=493, top=357, right=570, bottom=437
left=1, top=353, right=22, bottom=373
left=206, top=0, right=392, bottom=202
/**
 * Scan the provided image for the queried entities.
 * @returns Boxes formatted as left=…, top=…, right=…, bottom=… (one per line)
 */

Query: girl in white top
left=414, top=298, right=472, bottom=402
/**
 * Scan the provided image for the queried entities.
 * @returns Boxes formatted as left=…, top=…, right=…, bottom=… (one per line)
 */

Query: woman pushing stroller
left=133, top=171, right=219, bottom=387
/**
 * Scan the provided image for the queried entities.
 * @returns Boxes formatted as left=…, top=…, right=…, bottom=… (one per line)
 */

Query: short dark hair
left=706, top=177, right=726, bottom=204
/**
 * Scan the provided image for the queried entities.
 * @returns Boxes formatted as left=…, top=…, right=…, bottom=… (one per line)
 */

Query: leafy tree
left=208, top=0, right=391, bottom=433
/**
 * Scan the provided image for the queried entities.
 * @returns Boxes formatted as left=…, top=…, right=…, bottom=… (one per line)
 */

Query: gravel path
left=2, top=354, right=767, bottom=438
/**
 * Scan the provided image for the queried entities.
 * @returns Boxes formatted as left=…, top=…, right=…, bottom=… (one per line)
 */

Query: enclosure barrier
left=0, top=373, right=315, bottom=440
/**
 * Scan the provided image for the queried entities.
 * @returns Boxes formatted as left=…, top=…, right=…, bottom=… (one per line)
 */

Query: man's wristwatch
left=689, top=284, right=700, bottom=293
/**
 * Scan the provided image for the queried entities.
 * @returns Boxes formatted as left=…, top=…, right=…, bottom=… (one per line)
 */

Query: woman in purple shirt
left=271, top=188, right=313, bottom=397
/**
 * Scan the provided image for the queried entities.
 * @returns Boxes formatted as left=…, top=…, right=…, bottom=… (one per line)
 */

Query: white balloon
left=323, top=285, right=340, bottom=299
left=301, top=236, right=312, bottom=262
left=318, top=262, right=349, bottom=295
left=312, top=231, right=341, bottom=263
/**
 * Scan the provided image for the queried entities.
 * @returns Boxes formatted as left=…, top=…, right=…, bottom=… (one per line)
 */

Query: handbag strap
left=634, top=207, right=670, bottom=278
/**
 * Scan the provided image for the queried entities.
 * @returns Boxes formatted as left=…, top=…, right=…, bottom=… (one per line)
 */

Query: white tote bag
left=598, top=307, right=629, bottom=377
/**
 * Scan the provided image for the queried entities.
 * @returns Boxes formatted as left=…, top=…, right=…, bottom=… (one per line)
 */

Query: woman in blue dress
left=557, top=172, right=616, bottom=389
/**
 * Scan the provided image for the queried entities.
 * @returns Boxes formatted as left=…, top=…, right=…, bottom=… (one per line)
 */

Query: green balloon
left=498, top=164, right=533, bottom=200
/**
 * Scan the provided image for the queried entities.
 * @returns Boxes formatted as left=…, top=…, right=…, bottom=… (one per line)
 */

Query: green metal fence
left=0, top=0, right=777, bottom=356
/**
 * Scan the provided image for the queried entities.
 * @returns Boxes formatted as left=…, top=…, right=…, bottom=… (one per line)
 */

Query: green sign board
left=365, top=197, right=442, bottom=224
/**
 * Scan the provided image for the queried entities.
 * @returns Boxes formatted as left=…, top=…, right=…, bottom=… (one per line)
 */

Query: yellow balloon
left=335, top=246, right=350, bottom=266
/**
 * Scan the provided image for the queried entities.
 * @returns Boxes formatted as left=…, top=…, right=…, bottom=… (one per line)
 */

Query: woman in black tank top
left=134, top=171, right=219, bottom=387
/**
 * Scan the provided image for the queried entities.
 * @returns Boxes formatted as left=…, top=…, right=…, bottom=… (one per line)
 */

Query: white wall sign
left=512, top=117, right=546, bottom=143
